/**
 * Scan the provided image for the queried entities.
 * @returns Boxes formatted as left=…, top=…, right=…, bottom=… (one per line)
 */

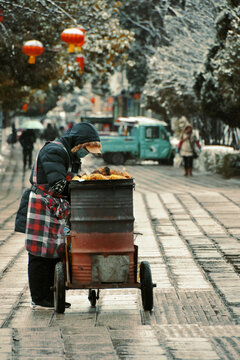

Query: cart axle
left=65, top=282, right=142, bottom=290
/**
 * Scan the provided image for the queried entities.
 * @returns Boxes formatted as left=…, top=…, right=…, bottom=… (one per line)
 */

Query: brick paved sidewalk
left=1, top=139, right=240, bottom=359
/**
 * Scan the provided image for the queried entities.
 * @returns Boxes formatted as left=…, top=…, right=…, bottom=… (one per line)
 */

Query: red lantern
left=22, top=40, right=44, bottom=64
left=0, top=10, right=3, bottom=23
left=75, top=55, right=85, bottom=73
left=61, top=28, right=84, bottom=53
left=22, top=103, right=28, bottom=112
left=132, top=93, right=141, bottom=100
left=75, top=26, right=85, bottom=51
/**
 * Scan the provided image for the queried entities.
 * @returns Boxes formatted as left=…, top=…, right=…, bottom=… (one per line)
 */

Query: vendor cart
left=53, top=178, right=156, bottom=313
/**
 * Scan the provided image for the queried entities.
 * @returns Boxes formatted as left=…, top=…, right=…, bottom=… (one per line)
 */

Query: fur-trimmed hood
left=71, top=141, right=101, bottom=153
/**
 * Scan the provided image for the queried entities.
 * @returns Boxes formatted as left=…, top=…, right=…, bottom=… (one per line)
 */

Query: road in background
left=0, top=141, right=240, bottom=359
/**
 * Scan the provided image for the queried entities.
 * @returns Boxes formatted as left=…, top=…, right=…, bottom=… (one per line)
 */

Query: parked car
left=100, top=117, right=175, bottom=165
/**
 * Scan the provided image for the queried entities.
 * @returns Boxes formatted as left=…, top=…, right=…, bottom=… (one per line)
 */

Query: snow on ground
left=196, top=145, right=237, bottom=173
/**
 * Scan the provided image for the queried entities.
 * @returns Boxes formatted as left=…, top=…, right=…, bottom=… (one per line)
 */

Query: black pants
left=183, top=156, right=193, bottom=170
left=28, top=253, right=60, bottom=303
left=23, top=148, right=33, bottom=168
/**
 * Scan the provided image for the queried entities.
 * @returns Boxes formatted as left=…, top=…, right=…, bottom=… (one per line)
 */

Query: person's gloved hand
left=55, top=198, right=71, bottom=219
left=49, top=179, right=67, bottom=194
left=42, top=196, right=70, bottom=219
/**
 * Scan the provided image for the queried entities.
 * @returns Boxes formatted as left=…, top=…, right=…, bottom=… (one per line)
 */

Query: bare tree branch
left=44, top=0, right=77, bottom=24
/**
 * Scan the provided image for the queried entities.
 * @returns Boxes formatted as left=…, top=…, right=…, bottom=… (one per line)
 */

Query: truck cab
left=100, top=117, right=174, bottom=165
left=138, top=124, right=172, bottom=160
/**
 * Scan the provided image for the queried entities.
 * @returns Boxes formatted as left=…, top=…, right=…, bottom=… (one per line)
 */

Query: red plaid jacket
left=25, top=142, right=71, bottom=258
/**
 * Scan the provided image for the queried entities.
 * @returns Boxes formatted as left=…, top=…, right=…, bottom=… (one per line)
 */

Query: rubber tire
left=140, top=261, right=153, bottom=311
left=111, top=152, right=125, bottom=165
left=88, top=289, right=97, bottom=307
left=54, top=261, right=66, bottom=314
left=102, top=153, right=112, bottom=164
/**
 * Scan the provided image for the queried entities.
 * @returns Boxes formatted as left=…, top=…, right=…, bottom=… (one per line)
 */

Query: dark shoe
left=65, top=302, right=71, bottom=308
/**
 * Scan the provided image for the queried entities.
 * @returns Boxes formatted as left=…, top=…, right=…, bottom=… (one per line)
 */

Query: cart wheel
left=54, top=261, right=65, bottom=314
left=102, top=153, right=112, bottom=164
left=88, top=289, right=97, bottom=307
left=140, top=261, right=153, bottom=311
left=111, top=152, right=125, bottom=165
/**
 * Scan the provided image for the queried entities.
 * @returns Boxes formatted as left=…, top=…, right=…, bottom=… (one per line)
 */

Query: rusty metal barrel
left=69, top=179, right=135, bottom=285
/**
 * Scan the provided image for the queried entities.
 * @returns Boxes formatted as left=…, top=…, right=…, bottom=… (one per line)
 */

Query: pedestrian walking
left=15, top=122, right=102, bottom=309
left=11, top=123, right=17, bottom=147
left=178, top=123, right=201, bottom=176
left=58, top=125, right=66, bottom=137
left=19, top=129, right=36, bottom=170
left=42, top=123, right=59, bottom=141
left=7, top=123, right=18, bottom=147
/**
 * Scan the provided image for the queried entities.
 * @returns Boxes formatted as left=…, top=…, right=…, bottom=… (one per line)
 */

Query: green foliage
left=194, top=5, right=240, bottom=128
left=0, top=0, right=134, bottom=112
left=226, top=0, right=239, bottom=8
left=216, top=10, right=234, bottom=42
left=216, top=152, right=240, bottom=178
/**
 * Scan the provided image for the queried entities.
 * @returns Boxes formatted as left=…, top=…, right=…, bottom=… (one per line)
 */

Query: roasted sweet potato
left=109, top=174, right=126, bottom=179
left=91, top=166, right=110, bottom=175
left=76, top=167, right=131, bottom=180
left=88, top=173, right=108, bottom=180
left=72, top=175, right=81, bottom=180
left=81, top=174, right=89, bottom=180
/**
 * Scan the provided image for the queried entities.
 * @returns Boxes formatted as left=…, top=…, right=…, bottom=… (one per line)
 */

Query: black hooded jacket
left=15, top=122, right=100, bottom=233
left=30, top=122, right=100, bottom=187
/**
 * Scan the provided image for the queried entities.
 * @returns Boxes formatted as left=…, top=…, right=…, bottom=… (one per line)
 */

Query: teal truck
left=100, top=117, right=175, bottom=165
